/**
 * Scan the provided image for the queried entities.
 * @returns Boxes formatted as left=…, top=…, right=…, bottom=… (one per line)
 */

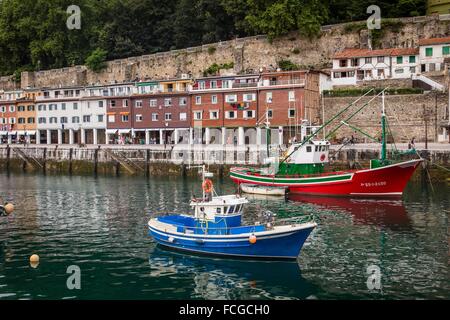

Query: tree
left=85, top=48, right=108, bottom=72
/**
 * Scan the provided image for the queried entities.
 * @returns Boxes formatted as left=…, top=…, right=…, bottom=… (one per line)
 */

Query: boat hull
left=148, top=222, right=316, bottom=260
left=240, top=184, right=286, bottom=196
left=230, top=159, right=422, bottom=197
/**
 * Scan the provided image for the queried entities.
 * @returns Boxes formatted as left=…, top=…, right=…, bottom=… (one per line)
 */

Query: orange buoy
left=4, top=203, right=14, bottom=215
left=30, top=254, right=40, bottom=263
left=249, top=234, right=257, bottom=244
left=202, top=179, right=213, bottom=193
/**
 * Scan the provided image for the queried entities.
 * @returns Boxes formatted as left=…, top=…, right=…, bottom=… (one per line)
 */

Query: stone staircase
left=103, top=148, right=145, bottom=174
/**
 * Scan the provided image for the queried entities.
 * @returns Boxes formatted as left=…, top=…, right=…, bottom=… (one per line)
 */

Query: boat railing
left=178, top=215, right=314, bottom=234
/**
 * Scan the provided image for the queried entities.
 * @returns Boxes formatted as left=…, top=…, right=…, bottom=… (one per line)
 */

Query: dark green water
left=0, top=173, right=448, bottom=300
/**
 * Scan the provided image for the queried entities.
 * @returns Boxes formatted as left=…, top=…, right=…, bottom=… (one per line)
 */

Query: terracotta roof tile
left=390, top=48, right=419, bottom=56
left=419, top=37, right=450, bottom=46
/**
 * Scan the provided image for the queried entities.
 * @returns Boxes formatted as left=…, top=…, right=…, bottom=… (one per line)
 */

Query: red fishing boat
left=230, top=90, right=423, bottom=197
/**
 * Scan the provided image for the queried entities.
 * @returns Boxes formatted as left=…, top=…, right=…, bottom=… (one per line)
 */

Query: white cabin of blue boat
left=190, top=195, right=249, bottom=229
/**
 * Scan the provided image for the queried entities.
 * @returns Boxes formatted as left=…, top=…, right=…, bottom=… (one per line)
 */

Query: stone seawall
left=18, top=15, right=450, bottom=89
left=0, top=145, right=447, bottom=181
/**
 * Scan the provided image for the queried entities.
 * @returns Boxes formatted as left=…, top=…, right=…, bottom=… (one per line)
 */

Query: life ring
left=202, top=179, right=213, bottom=193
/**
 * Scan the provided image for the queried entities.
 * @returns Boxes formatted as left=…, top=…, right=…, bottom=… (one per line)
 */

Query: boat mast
left=381, top=91, right=387, bottom=161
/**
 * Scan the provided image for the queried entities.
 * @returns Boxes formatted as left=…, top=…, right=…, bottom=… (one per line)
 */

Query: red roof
left=419, top=37, right=450, bottom=46
left=334, top=47, right=419, bottom=59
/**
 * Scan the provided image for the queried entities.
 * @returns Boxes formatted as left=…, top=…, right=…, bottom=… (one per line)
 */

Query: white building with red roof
left=331, top=47, right=419, bottom=87
left=418, top=36, right=450, bottom=73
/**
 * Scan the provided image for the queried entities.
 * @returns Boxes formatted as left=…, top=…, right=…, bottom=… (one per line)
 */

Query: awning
left=15, top=130, right=36, bottom=135
left=119, top=112, right=130, bottom=115
left=106, top=112, right=116, bottom=115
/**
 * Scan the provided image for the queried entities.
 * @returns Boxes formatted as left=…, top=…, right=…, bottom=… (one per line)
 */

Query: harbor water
left=0, top=173, right=448, bottom=299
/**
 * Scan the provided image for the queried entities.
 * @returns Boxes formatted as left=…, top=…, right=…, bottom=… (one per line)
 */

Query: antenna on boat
left=381, top=90, right=387, bottom=161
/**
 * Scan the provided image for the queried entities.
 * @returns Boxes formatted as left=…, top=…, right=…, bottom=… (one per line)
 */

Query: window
left=425, top=47, right=433, bottom=57
left=267, top=110, right=273, bottom=119
left=289, top=91, right=295, bottom=102
left=225, top=111, right=236, bottom=119
left=210, top=111, right=219, bottom=120
left=410, top=66, right=416, bottom=73
left=377, top=56, right=384, bottom=63
left=211, top=95, right=218, bottom=104
left=121, top=115, right=129, bottom=122
left=306, top=146, right=312, bottom=152
left=396, top=56, right=403, bottom=64
left=73, top=103, right=78, bottom=110
left=61, top=103, right=66, bottom=110
left=179, top=97, right=187, bottom=106
left=110, top=100, right=116, bottom=107
left=9, top=106, right=14, bottom=112
left=124, top=99, right=129, bottom=107
left=9, top=118, right=15, bottom=124
left=165, top=113, right=172, bottom=121
left=38, top=105, right=45, bottom=111
left=83, top=115, right=91, bottom=123
left=333, top=72, right=341, bottom=78
left=135, top=100, right=143, bottom=108
left=225, top=94, right=237, bottom=103
left=164, top=98, right=172, bottom=107
left=136, top=114, right=143, bottom=122
left=152, top=113, right=158, bottom=121
left=18, top=118, right=25, bottom=124
left=98, top=101, right=104, bottom=108
left=395, top=68, right=404, bottom=74
left=351, top=58, right=358, bottom=67
left=60, top=117, right=68, bottom=124
left=72, top=116, right=80, bottom=123
left=150, top=99, right=157, bottom=107
left=365, top=57, right=373, bottom=64
left=18, top=106, right=25, bottom=112
left=198, top=81, right=206, bottom=90
left=443, top=46, right=450, bottom=55
left=244, top=110, right=255, bottom=119
left=288, top=109, right=296, bottom=118
left=243, top=93, right=256, bottom=102
left=50, top=117, right=58, bottom=124
left=195, top=96, right=202, bottom=105
left=97, top=115, right=104, bottom=122
left=377, top=69, right=385, bottom=77
left=266, top=92, right=273, bottom=103
left=179, top=113, right=187, bottom=121
left=222, top=80, right=231, bottom=89
left=210, top=81, right=217, bottom=89
left=27, top=105, right=34, bottom=111
left=193, top=111, right=202, bottom=120
left=38, top=117, right=46, bottom=124
left=409, top=56, right=416, bottom=63
left=107, top=115, right=115, bottom=123
left=339, top=60, right=347, bottom=67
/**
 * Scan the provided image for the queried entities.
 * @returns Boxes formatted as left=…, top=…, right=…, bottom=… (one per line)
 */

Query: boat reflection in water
left=148, top=246, right=317, bottom=300
left=288, top=194, right=412, bottom=230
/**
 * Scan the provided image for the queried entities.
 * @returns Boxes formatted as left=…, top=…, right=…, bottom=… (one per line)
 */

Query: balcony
left=260, top=79, right=306, bottom=87
left=232, top=82, right=258, bottom=88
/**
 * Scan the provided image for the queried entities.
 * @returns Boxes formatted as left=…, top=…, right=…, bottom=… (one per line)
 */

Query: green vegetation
left=0, top=0, right=427, bottom=76
left=85, top=49, right=108, bottom=72
left=323, top=88, right=424, bottom=97
left=278, top=59, right=300, bottom=71
left=207, top=46, right=217, bottom=55
left=203, top=62, right=234, bottom=76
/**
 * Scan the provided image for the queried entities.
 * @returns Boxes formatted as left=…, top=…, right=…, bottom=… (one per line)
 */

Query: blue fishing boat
left=148, top=167, right=317, bottom=260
